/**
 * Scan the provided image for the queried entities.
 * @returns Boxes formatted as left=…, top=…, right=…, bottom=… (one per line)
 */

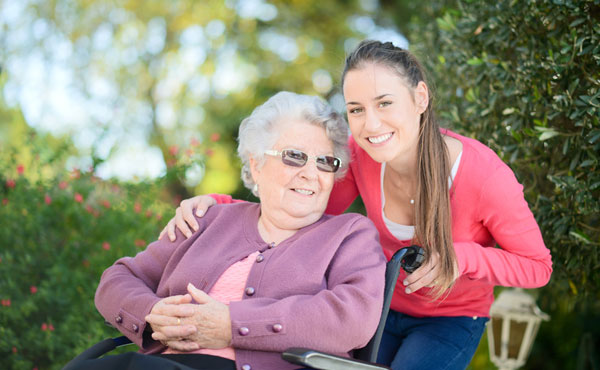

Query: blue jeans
left=377, top=311, right=488, bottom=370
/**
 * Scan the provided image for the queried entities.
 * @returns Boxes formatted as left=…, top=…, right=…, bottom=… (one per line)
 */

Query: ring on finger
left=177, top=318, right=181, bottom=325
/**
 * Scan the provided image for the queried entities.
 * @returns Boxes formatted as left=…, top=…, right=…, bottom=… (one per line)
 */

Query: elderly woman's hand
left=158, top=195, right=217, bottom=242
left=145, top=294, right=198, bottom=350
left=147, top=284, right=232, bottom=351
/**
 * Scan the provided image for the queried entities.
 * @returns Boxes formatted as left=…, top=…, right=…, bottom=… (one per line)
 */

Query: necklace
left=384, top=163, right=416, bottom=205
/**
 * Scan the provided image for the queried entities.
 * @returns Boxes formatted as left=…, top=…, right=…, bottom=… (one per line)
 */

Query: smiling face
left=343, top=62, right=428, bottom=165
left=250, top=118, right=335, bottom=232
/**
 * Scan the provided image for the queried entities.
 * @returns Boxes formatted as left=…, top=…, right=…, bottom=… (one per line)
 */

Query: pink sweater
left=212, top=130, right=552, bottom=318
left=325, top=130, right=552, bottom=317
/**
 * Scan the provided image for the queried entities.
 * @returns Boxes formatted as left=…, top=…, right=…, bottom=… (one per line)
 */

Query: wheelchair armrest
left=281, top=348, right=391, bottom=370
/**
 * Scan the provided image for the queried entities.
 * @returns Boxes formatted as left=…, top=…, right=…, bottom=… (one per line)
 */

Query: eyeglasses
left=264, top=149, right=342, bottom=173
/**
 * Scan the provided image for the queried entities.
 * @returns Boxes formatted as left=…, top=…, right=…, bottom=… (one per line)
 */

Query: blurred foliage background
left=1, top=0, right=598, bottom=369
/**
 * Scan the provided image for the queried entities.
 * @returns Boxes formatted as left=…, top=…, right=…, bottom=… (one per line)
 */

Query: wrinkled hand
left=402, top=252, right=459, bottom=294
left=145, top=294, right=198, bottom=350
left=147, top=283, right=232, bottom=352
left=159, top=195, right=217, bottom=242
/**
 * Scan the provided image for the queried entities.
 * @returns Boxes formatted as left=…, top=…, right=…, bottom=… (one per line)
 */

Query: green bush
left=0, top=142, right=177, bottom=369
left=417, top=0, right=599, bottom=368
left=431, top=0, right=599, bottom=309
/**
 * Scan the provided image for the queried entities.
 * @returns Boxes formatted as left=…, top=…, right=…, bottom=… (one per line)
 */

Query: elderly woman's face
left=251, top=119, right=335, bottom=229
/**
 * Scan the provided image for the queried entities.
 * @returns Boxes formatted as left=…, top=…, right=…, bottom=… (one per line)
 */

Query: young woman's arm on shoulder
left=159, top=194, right=247, bottom=241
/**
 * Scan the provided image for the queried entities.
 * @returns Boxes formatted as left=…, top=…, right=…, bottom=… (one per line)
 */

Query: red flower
left=2, top=199, right=7, bottom=206
left=169, top=145, right=179, bottom=156
left=59, top=181, right=68, bottom=189
left=49, top=324, right=55, bottom=331
left=145, top=210, right=153, bottom=218
left=210, top=133, right=220, bottom=142
left=70, top=168, right=81, bottom=179
left=185, top=149, right=194, bottom=158
left=30, top=286, right=38, bottom=294
left=74, top=193, right=83, bottom=203
left=1, top=299, right=11, bottom=306
left=85, top=204, right=94, bottom=213
left=44, top=194, right=52, bottom=205
left=134, top=239, right=146, bottom=248
left=6, top=179, right=16, bottom=188
left=41, top=323, right=48, bottom=331
left=101, top=200, right=111, bottom=209
left=17, top=164, right=24, bottom=175
left=190, top=137, right=199, bottom=147
left=12, top=347, right=17, bottom=354
left=156, top=213, right=162, bottom=220
left=205, top=148, right=214, bottom=157
left=102, top=242, right=110, bottom=251
left=134, top=202, right=141, bottom=213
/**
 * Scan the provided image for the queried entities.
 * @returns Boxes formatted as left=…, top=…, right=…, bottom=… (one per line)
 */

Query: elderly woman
left=90, top=91, right=386, bottom=370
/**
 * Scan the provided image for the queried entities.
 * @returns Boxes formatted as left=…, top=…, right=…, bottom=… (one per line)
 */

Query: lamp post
left=487, top=288, right=550, bottom=370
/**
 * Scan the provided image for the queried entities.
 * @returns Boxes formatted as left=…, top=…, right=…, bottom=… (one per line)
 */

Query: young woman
left=160, top=40, right=552, bottom=370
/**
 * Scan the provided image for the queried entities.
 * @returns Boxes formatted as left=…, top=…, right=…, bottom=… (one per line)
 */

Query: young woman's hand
left=402, top=252, right=459, bottom=294
left=159, top=195, right=217, bottom=241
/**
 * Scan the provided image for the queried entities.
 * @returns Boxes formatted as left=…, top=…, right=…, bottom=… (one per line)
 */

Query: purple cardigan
left=95, top=202, right=386, bottom=370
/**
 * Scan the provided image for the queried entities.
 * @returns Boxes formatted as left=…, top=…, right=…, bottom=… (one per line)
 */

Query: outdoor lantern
left=487, top=288, right=550, bottom=370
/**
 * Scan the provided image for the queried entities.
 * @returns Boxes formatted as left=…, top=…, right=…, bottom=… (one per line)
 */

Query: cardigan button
left=255, top=254, right=264, bottom=262
left=272, top=324, right=283, bottom=333
left=242, top=365, right=251, bottom=370
left=239, top=327, right=250, bottom=336
left=115, top=316, right=123, bottom=324
left=245, top=287, right=255, bottom=296
left=132, top=324, right=139, bottom=333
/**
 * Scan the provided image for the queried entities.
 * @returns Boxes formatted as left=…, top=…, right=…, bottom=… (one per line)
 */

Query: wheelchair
left=63, top=246, right=425, bottom=370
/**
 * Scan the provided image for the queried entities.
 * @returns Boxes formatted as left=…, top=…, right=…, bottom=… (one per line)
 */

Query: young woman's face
left=343, top=63, right=428, bottom=164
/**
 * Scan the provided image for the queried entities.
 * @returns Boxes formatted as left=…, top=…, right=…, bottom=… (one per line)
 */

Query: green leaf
left=465, top=88, right=477, bottom=103
left=579, top=159, right=595, bottom=167
left=588, top=130, right=600, bottom=144
left=569, top=18, right=586, bottom=28
left=569, top=231, right=592, bottom=244
left=539, top=131, right=560, bottom=141
left=467, top=57, right=484, bottom=66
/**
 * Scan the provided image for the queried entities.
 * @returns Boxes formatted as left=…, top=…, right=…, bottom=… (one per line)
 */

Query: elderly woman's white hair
left=237, top=91, right=349, bottom=196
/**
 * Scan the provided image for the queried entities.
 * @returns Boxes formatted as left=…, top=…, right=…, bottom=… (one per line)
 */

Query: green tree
left=1, top=0, right=379, bottom=199
left=416, top=1, right=600, bottom=368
